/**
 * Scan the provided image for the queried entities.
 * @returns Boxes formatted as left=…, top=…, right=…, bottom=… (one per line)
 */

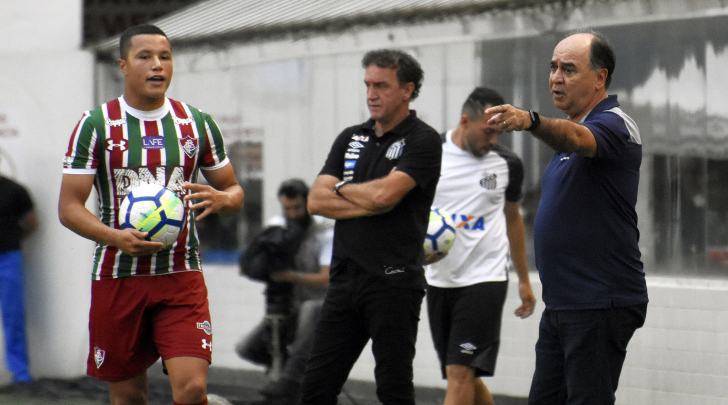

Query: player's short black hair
left=119, top=24, right=169, bottom=60
left=277, top=178, right=310, bottom=201
left=361, top=49, right=424, bottom=101
left=462, top=87, right=505, bottom=121
left=568, top=29, right=616, bottom=89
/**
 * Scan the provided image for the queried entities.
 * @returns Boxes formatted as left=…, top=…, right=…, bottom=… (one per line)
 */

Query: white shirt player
left=426, top=130, right=523, bottom=288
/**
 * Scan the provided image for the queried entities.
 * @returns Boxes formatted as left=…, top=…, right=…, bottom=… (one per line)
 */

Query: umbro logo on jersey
left=106, top=138, right=128, bottom=151
left=142, top=136, right=164, bottom=149
left=351, top=135, right=369, bottom=142
left=173, top=117, right=195, bottom=126
left=105, top=117, right=126, bottom=127
left=94, top=346, right=106, bottom=368
left=180, top=135, right=198, bottom=158
left=349, top=142, right=365, bottom=149
left=459, top=342, right=477, bottom=354
left=560, top=156, right=570, bottom=161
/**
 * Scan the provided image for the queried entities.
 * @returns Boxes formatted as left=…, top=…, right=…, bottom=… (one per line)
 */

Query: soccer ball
left=423, top=207, right=456, bottom=255
left=118, top=183, right=185, bottom=248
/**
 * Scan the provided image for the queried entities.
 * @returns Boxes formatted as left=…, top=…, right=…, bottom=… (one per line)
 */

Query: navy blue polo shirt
left=320, top=111, right=442, bottom=289
left=534, top=95, right=649, bottom=309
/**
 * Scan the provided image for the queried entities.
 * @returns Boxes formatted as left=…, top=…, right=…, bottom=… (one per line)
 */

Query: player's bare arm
left=504, top=201, right=536, bottom=318
left=308, top=174, right=377, bottom=219
left=185, top=162, right=244, bottom=221
left=270, top=265, right=330, bottom=288
left=58, top=173, right=164, bottom=256
left=484, top=104, right=597, bottom=158
left=309, top=170, right=416, bottom=219
left=338, top=170, right=416, bottom=213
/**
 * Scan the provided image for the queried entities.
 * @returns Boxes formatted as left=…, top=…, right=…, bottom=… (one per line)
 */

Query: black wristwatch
left=334, top=180, right=348, bottom=196
left=526, top=110, right=541, bottom=131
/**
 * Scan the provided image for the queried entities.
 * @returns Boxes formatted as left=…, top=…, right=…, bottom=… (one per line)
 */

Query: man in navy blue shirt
left=486, top=30, right=648, bottom=404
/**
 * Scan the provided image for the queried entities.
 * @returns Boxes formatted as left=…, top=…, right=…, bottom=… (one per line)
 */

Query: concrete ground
left=0, top=362, right=528, bottom=404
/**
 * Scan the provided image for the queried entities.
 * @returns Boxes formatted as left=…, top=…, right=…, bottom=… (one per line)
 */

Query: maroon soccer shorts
left=87, top=271, right=213, bottom=381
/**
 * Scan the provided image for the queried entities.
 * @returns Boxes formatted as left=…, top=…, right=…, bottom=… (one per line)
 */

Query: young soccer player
left=58, top=24, right=244, bottom=405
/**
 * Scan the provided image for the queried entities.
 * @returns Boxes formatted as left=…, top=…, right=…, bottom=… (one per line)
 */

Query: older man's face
left=549, top=33, right=606, bottom=120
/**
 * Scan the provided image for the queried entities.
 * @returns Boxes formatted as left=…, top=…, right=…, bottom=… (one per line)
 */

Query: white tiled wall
left=205, top=264, right=728, bottom=404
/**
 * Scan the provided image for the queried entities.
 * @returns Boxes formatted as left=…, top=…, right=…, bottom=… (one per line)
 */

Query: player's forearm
left=59, top=201, right=119, bottom=247
left=308, top=175, right=376, bottom=219
left=308, top=186, right=375, bottom=219
left=506, top=215, right=530, bottom=283
left=337, top=170, right=415, bottom=214
left=337, top=179, right=398, bottom=214
left=216, top=184, right=244, bottom=215
left=300, top=266, right=330, bottom=288
left=530, top=116, right=596, bottom=157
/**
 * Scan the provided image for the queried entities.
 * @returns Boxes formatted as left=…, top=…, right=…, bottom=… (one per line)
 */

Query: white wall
left=3, top=0, right=724, bottom=402
left=207, top=264, right=728, bottom=405
left=0, top=0, right=94, bottom=382
left=161, top=1, right=728, bottom=404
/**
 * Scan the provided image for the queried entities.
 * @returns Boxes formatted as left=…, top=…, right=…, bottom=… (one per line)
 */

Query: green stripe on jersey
left=117, top=252, right=133, bottom=277
left=154, top=248, right=171, bottom=274
left=125, top=114, right=142, bottom=168
left=161, top=115, right=181, bottom=165
left=89, top=107, right=114, bottom=225
left=205, top=114, right=227, bottom=163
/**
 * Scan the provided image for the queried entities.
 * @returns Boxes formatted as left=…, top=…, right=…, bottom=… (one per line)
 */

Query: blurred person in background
left=236, top=178, right=332, bottom=405
left=0, top=158, right=37, bottom=384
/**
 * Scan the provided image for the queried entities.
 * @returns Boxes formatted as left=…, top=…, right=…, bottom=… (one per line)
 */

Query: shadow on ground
left=0, top=364, right=528, bottom=405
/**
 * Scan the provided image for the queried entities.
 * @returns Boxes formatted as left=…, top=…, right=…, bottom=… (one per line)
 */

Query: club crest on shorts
left=94, top=347, right=106, bottom=368
left=197, top=320, right=212, bottom=335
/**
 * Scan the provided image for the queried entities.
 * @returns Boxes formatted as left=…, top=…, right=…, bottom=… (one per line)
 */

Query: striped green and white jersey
left=63, top=96, right=230, bottom=280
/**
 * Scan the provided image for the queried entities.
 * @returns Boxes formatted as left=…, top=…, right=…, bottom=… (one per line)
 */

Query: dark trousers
left=528, top=303, right=647, bottom=405
left=300, top=266, right=425, bottom=405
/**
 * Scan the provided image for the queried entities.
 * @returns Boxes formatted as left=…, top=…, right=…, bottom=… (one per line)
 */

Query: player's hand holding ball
left=118, top=183, right=186, bottom=255
left=423, top=207, right=456, bottom=264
